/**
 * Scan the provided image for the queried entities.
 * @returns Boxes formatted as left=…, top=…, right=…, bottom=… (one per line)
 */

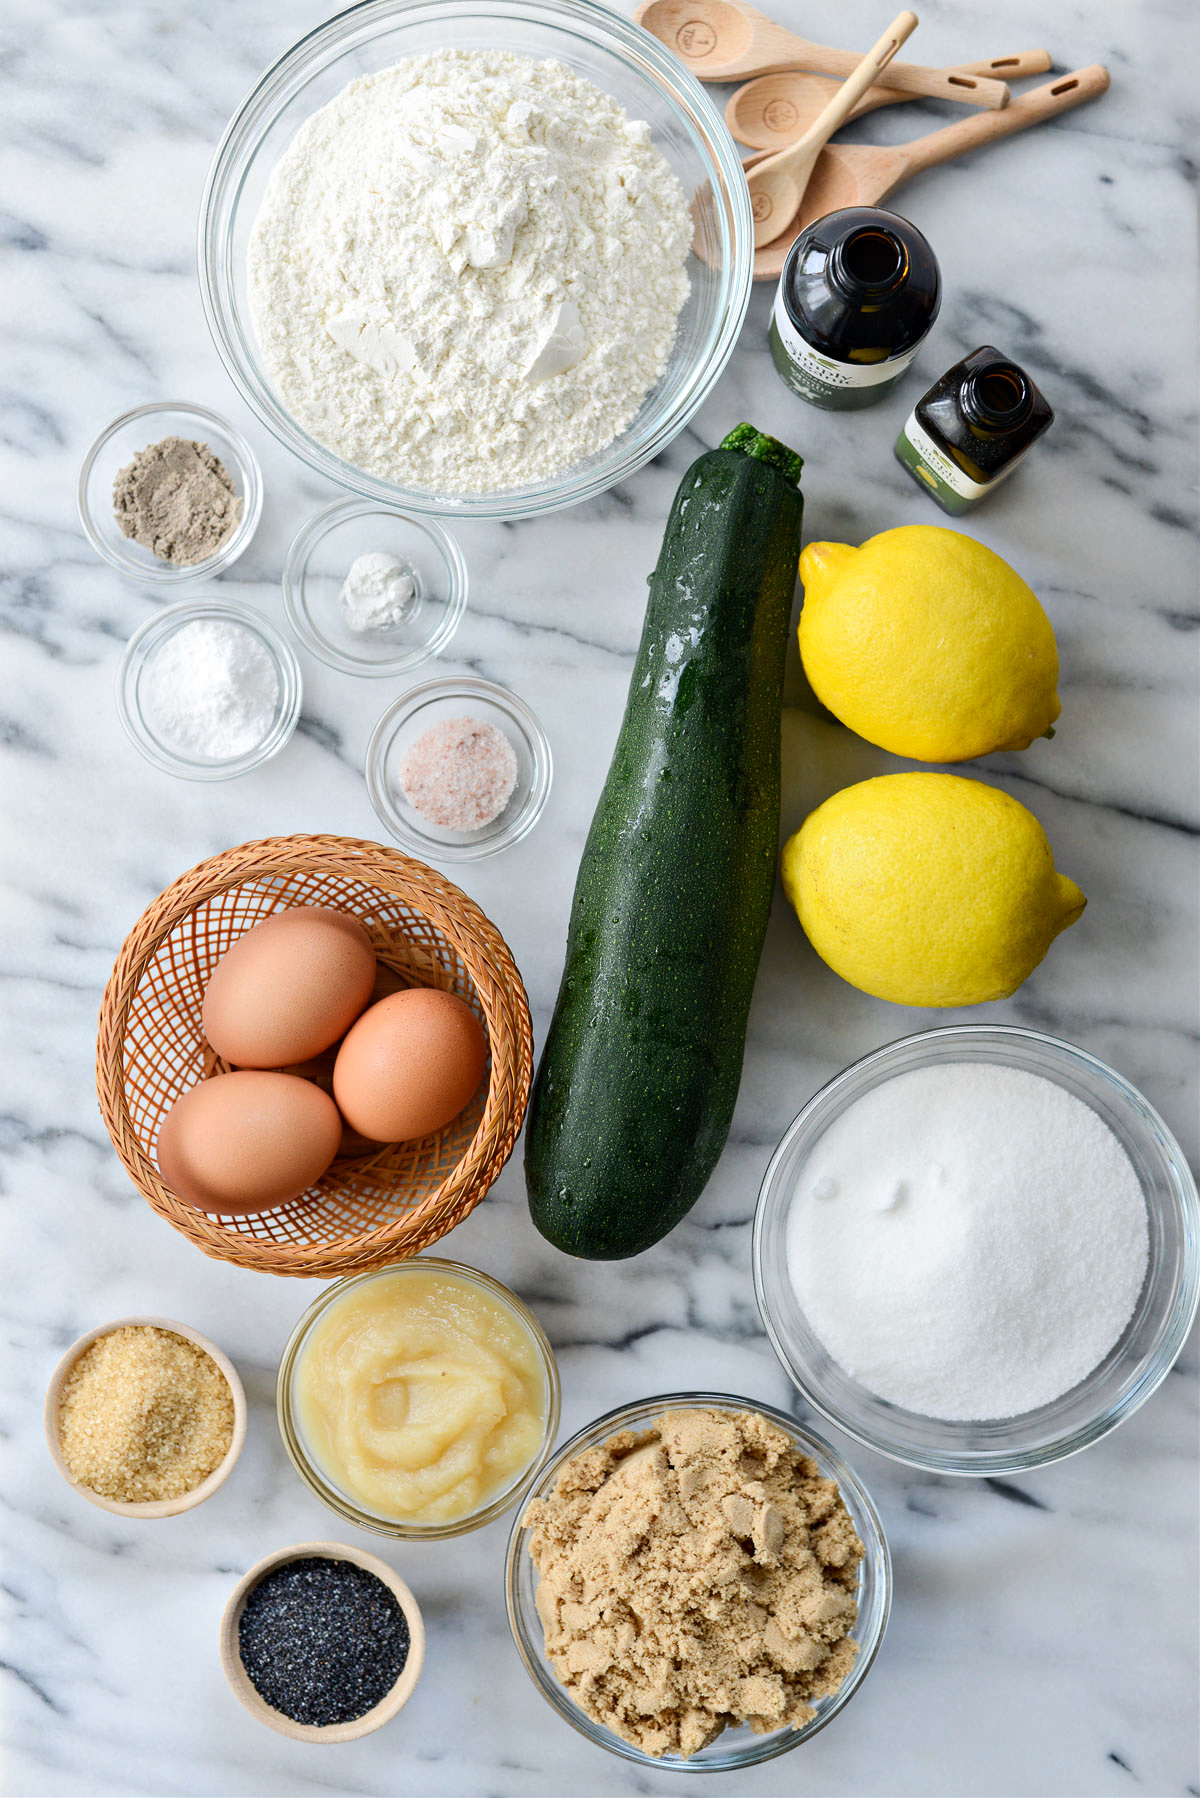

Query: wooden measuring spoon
left=747, top=11, right=917, bottom=247
left=728, top=51, right=1052, bottom=150
left=633, top=0, right=1009, bottom=107
left=750, top=64, right=1110, bottom=281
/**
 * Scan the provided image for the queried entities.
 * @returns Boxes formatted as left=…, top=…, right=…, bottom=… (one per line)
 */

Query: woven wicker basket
left=96, top=835, right=533, bottom=1277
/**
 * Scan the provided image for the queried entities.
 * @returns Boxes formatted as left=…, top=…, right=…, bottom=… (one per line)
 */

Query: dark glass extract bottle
left=895, top=346, right=1055, bottom=514
left=768, top=207, right=941, bottom=412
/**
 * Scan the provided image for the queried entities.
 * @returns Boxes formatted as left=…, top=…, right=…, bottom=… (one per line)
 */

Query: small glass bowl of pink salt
left=365, top=677, right=552, bottom=862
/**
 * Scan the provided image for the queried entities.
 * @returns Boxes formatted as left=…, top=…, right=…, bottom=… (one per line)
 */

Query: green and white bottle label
left=895, top=410, right=1032, bottom=515
left=770, top=286, right=919, bottom=405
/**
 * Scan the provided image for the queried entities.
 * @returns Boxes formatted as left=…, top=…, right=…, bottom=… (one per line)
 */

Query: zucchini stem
left=720, top=422, right=804, bottom=488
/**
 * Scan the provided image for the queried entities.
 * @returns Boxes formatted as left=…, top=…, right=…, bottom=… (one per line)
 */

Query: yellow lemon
left=781, top=772, right=1085, bottom=1007
left=798, top=525, right=1060, bottom=761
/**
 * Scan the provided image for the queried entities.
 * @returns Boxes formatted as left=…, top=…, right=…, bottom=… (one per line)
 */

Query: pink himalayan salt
left=397, top=715, right=518, bottom=831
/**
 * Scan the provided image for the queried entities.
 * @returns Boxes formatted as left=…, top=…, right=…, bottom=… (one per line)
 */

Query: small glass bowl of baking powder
left=117, top=598, right=302, bottom=780
left=79, top=401, right=263, bottom=585
left=365, top=677, right=552, bottom=861
left=283, top=500, right=467, bottom=677
left=754, top=1025, right=1200, bottom=1478
left=506, top=1391, right=891, bottom=1771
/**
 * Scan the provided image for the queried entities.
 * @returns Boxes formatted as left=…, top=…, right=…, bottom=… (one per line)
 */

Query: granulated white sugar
left=397, top=715, right=518, bottom=831
left=785, top=1062, right=1148, bottom=1421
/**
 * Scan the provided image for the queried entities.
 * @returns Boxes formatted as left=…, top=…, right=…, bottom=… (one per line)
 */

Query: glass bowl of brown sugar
left=505, top=1391, right=891, bottom=1771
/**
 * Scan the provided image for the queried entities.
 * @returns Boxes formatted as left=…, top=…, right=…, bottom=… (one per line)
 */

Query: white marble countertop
left=3, top=0, right=1198, bottom=1793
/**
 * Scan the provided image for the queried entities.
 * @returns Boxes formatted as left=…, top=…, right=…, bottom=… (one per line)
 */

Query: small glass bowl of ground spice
left=366, top=677, right=552, bottom=861
left=78, top=401, right=263, bottom=584
left=44, top=1316, right=246, bottom=1517
left=219, top=1543, right=425, bottom=1742
left=117, top=597, right=302, bottom=780
left=283, top=499, right=467, bottom=677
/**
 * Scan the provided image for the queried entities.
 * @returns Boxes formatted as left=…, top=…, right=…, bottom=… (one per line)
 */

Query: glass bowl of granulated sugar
left=754, top=1025, right=1200, bottom=1478
left=198, top=0, right=752, bottom=520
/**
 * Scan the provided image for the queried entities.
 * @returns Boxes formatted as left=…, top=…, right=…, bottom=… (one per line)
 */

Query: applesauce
left=289, top=1262, right=555, bottom=1529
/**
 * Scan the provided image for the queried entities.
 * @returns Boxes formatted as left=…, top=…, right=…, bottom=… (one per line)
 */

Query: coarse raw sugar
left=523, top=1407, right=863, bottom=1759
left=57, top=1325, right=235, bottom=1503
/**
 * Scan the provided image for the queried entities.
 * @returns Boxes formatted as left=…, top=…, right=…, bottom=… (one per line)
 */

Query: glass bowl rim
left=196, top=0, right=753, bottom=520
left=364, top=675, right=553, bottom=860
left=78, top=399, right=264, bottom=583
left=282, top=497, right=468, bottom=676
left=116, top=596, right=303, bottom=781
left=752, top=1022, right=1200, bottom=1477
left=504, top=1387, right=892, bottom=1771
left=276, top=1255, right=562, bottom=1539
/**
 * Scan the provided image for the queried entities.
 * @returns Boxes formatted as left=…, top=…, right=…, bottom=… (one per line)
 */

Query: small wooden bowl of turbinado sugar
left=45, top=1316, right=246, bottom=1517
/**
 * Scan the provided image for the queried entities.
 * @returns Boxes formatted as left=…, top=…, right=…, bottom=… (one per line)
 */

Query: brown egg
left=202, top=907, right=376, bottom=1068
left=278, top=1049, right=387, bottom=1160
left=156, top=1071, right=342, bottom=1214
left=333, top=988, right=488, bottom=1143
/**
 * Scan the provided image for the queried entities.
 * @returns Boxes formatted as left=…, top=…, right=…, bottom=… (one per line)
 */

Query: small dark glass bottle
left=895, top=346, right=1054, bottom=514
left=768, top=207, right=941, bottom=411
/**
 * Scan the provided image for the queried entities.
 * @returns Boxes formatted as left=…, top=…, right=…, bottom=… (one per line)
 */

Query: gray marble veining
left=2, top=0, right=1197, bottom=1794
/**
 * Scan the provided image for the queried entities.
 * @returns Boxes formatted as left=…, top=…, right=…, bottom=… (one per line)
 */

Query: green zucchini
left=525, top=423, right=805, bottom=1259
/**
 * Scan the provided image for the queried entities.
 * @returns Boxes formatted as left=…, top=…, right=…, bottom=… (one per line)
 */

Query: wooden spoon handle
left=874, top=48, right=1050, bottom=102
left=767, top=36, right=1010, bottom=107
left=961, top=50, right=1054, bottom=79
left=784, top=10, right=917, bottom=157
left=632, top=0, right=1009, bottom=105
left=727, top=51, right=1053, bottom=145
left=899, top=64, right=1111, bottom=175
left=726, top=52, right=1054, bottom=148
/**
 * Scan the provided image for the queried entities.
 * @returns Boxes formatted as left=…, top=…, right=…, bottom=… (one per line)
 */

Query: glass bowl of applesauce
left=277, top=1258, right=560, bottom=1539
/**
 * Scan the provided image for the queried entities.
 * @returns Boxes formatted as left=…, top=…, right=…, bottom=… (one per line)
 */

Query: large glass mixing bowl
left=198, top=0, right=752, bottom=519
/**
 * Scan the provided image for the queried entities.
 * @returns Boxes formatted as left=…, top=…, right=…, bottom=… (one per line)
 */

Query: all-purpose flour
left=247, top=51, right=692, bottom=494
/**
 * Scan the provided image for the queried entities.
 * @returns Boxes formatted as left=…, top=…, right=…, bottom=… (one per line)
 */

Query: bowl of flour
left=753, top=1025, right=1200, bottom=1477
left=199, top=0, right=752, bottom=517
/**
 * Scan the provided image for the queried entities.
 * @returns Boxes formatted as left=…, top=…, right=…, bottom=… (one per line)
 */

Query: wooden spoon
left=633, top=0, right=1010, bottom=107
left=750, top=64, right=1111, bottom=281
left=728, top=51, right=1052, bottom=150
left=747, top=11, right=917, bottom=248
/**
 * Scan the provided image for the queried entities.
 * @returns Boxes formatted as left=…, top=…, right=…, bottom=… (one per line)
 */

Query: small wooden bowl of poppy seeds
left=220, top=1542, right=425, bottom=1741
